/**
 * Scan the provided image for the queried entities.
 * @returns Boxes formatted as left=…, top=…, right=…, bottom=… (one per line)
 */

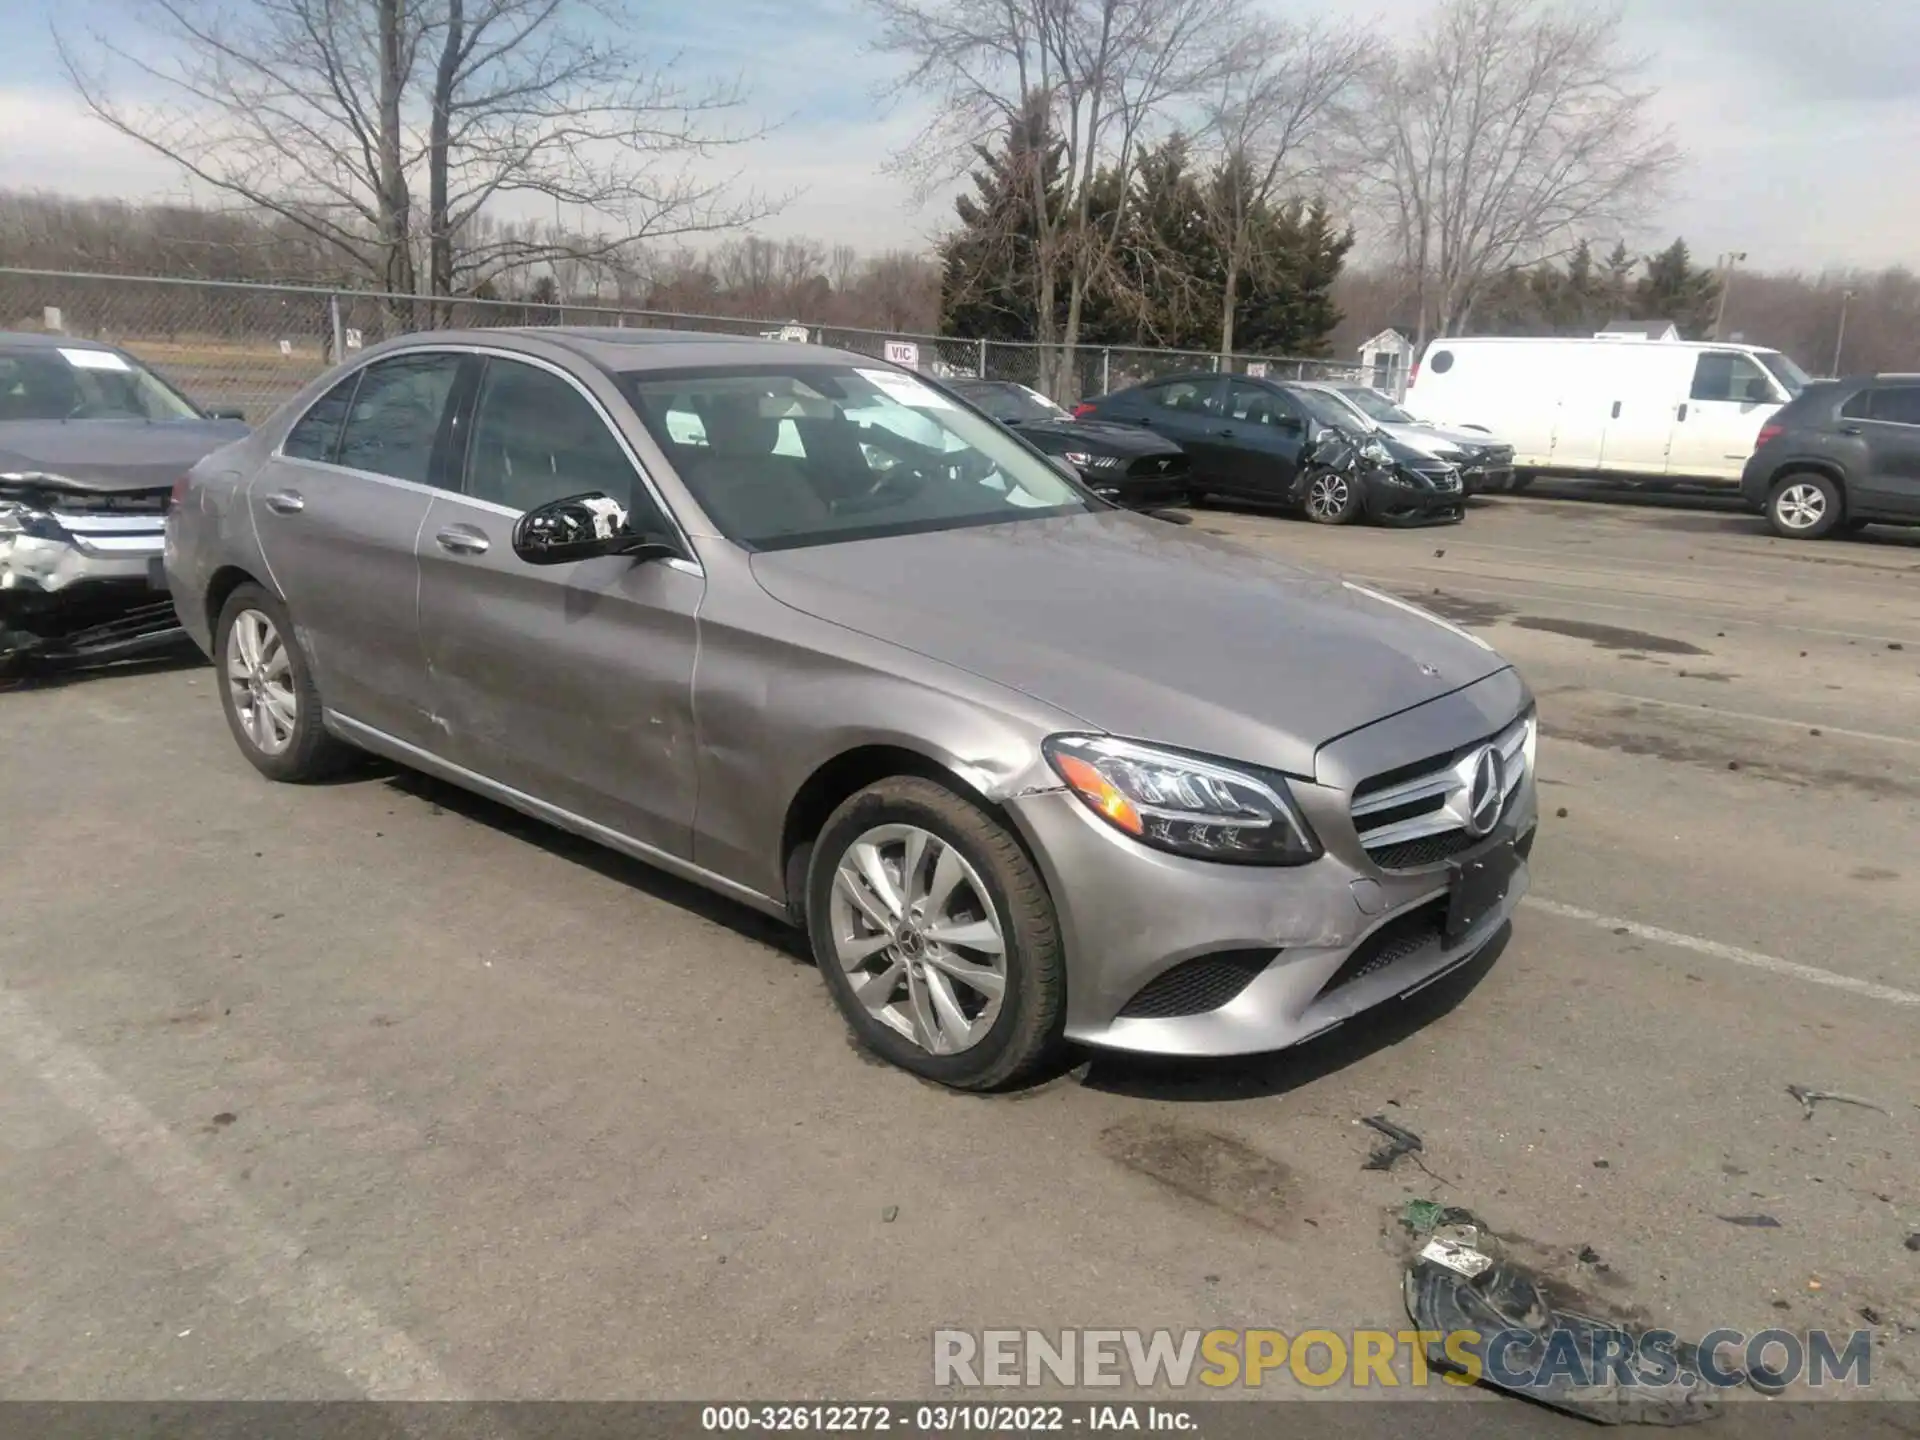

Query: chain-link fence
left=0, top=267, right=1373, bottom=424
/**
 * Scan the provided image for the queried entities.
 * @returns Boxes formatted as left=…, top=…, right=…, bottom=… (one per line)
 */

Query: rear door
left=1848, top=383, right=1920, bottom=517
left=1215, top=380, right=1311, bottom=500
left=1100, top=378, right=1230, bottom=481
left=249, top=351, right=464, bottom=746
left=1666, top=351, right=1784, bottom=482
left=414, top=353, right=703, bottom=858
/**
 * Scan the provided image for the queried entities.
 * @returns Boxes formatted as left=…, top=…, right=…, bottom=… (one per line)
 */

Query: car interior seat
left=683, top=393, right=832, bottom=537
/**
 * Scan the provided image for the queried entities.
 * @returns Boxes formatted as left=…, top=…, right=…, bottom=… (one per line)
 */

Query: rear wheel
left=1303, top=469, right=1364, bottom=525
left=1766, top=473, right=1842, bottom=540
left=214, top=583, right=353, bottom=782
left=806, top=777, right=1064, bottom=1090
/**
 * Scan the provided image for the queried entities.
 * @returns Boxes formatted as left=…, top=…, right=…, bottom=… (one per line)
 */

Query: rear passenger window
left=1148, top=380, right=1218, bottom=416
left=1841, top=390, right=1873, bottom=421
left=282, top=372, right=360, bottom=462
left=1869, top=387, right=1920, bottom=427
left=335, top=354, right=462, bottom=485
left=1690, top=353, right=1774, bottom=404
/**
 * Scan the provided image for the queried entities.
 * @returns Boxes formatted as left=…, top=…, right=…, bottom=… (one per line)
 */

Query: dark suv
left=1741, top=376, right=1920, bottom=539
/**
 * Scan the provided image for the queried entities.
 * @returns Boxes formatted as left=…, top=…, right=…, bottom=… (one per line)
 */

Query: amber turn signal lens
left=1053, top=753, right=1144, bottom=835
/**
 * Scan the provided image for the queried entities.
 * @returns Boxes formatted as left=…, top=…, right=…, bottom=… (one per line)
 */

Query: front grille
left=39, top=488, right=168, bottom=515
left=1126, top=453, right=1190, bottom=479
left=1318, top=898, right=1446, bottom=996
left=1350, top=714, right=1530, bottom=871
left=1118, top=949, right=1275, bottom=1019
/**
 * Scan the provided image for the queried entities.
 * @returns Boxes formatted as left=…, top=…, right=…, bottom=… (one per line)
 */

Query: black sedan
left=1075, top=371, right=1463, bottom=526
left=947, top=378, right=1191, bottom=509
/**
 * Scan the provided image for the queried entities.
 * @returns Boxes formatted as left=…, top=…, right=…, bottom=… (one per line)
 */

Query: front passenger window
left=466, top=359, right=658, bottom=522
left=335, top=354, right=462, bottom=484
left=1691, top=353, right=1773, bottom=404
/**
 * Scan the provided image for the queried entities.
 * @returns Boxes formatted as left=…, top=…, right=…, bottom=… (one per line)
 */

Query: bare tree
left=1362, top=0, right=1680, bottom=347
left=59, top=0, right=785, bottom=299
left=1197, top=16, right=1367, bottom=358
left=870, top=0, right=1244, bottom=397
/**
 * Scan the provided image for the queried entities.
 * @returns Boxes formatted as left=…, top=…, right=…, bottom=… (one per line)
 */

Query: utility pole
left=1710, top=251, right=1746, bottom=342
left=1831, top=289, right=1855, bottom=377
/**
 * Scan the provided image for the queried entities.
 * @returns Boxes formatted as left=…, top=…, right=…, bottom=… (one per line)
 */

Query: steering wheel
left=832, top=459, right=933, bottom=516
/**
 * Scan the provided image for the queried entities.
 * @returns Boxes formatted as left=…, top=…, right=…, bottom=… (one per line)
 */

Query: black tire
left=806, top=776, right=1065, bottom=1090
left=1302, top=468, right=1364, bottom=525
left=1765, top=472, right=1842, bottom=541
left=213, top=582, right=353, bottom=782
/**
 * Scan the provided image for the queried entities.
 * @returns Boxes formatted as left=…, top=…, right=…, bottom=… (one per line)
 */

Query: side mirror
left=208, top=406, right=248, bottom=422
left=511, top=491, right=680, bottom=566
left=1275, top=414, right=1306, bottom=435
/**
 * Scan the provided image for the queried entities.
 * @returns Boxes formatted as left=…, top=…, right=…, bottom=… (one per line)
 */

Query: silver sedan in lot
left=167, top=328, right=1538, bottom=1089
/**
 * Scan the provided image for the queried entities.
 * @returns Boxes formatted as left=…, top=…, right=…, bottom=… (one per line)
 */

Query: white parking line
left=1524, top=898, right=1920, bottom=1006
left=0, top=984, right=469, bottom=1400
left=1579, top=689, right=1920, bottom=749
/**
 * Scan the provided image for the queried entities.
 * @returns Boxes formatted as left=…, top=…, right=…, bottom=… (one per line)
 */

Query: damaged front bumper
left=1, top=479, right=183, bottom=662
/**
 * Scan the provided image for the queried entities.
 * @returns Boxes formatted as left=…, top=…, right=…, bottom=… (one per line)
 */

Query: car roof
left=0, top=331, right=125, bottom=353
left=365, top=325, right=884, bottom=373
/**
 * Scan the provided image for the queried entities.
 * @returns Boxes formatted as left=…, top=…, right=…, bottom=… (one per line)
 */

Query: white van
left=1402, top=337, right=1813, bottom=485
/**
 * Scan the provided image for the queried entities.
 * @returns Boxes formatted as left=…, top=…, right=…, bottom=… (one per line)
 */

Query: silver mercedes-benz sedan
left=167, top=328, right=1537, bottom=1089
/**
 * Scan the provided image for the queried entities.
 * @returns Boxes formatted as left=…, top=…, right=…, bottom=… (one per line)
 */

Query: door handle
left=1219, top=427, right=1236, bottom=438
left=264, top=490, right=305, bottom=514
left=434, top=526, right=490, bottom=556
left=1677, top=403, right=1689, bottom=422
left=1610, top=401, right=1621, bottom=420
left=1840, top=425, right=1863, bottom=436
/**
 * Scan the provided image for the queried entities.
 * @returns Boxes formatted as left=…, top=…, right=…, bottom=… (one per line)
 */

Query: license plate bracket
left=1445, top=841, right=1518, bottom=945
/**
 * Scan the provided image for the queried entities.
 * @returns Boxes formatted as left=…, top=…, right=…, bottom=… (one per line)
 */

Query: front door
left=1216, top=380, right=1310, bottom=501
left=1666, top=352, right=1783, bottom=482
left=1848, top=382, right=1920, bottom=518
left=249, top=352, right=464, bottom=746
left=414, top=354, right=703, bottom=858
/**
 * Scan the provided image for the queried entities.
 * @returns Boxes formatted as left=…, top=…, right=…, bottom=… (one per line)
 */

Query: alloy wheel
left=828, top=824, right=1007, bottom=1055
left=1307, top=474, right=1351, bottom=520
left=1773, top=482, right=1827, bottom=531
left=226, top=608, right=298, bottom=756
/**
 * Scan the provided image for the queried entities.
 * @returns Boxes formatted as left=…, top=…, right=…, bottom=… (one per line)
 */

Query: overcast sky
left=1, top=0, right=1915, bottom=273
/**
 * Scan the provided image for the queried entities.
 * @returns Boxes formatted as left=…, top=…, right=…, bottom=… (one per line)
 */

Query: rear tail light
left=168, top=474, right=190, bottom=511
left=1072, top=402, right=1097, bottom=418
left=1754, top=424, right=1784, bottom=450
left=1407, top=362, right=1419, bottom=389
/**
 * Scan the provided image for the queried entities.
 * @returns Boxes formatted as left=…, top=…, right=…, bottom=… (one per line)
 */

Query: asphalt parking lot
left=3, top=488, right=1917, bottom=1415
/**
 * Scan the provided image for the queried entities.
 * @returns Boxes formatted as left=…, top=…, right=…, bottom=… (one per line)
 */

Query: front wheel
left=1766, top=473, right=1842, bottom=540
left=806, top=777, right=1065, bottom=1090
left=1303, top=468, right=1364, bottom=525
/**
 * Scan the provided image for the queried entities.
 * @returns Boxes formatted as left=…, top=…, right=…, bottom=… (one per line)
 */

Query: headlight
left=1062, top=451, right=1093, bottom=468
left=1522, top=712, right=1538, bottom=776
left=1361, top=439, right=1391, bottom=463
left=1042, top=735, right=1321, bottom=866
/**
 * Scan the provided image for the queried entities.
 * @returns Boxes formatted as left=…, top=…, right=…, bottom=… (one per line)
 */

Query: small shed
left=1358, top=328, right=1415, bottom=397
left=1595, top=319, right=1681, bottom=342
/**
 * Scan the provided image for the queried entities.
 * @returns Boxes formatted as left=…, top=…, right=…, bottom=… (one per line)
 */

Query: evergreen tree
left=937, top=100, right=1065, bottom=342
left=1633, top=239, right=1720, bottom=339
left=1233, top=200, right=1351, bottom=356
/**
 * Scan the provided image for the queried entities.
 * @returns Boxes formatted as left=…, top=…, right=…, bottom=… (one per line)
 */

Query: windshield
left=626, top=364, right=1093, bottom=549
left=0, top=346, right=201, bottom=422
left=1287, top=386, right=1371, bottom=431
left=955, top=382, right=1069, bottom=424
left=1756, top=351, right=1811, bottom=397
left=1338, top=386, right=1414, bottom=423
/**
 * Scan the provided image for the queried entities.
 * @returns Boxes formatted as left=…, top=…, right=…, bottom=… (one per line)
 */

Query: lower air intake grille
left=1366, top=831, right=1478, bottom=870
left=1318, top=898, right=1446, bottom=997
left=1119, top=950, right=1275, bottom=1019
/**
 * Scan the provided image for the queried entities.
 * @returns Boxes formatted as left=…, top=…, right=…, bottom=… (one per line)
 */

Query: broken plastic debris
left=1786, top=1084, right=1888, bottom=1120
left=1905, top=1234, right=1920, bottom=1253
left=1718, top=1214, right=1782, bottom=1229
left=1419, top=1236, right=1493, bottom=1278
left=1360, top=1114, right=1422, bottom=1172
left=1401, top=1204, right=1720, bottom=1425
left=881, top=1205, right=899, bottom=1223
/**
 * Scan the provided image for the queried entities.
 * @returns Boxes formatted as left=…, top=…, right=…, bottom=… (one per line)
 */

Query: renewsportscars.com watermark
left=933, top=1327, right=1874, bottom=1392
